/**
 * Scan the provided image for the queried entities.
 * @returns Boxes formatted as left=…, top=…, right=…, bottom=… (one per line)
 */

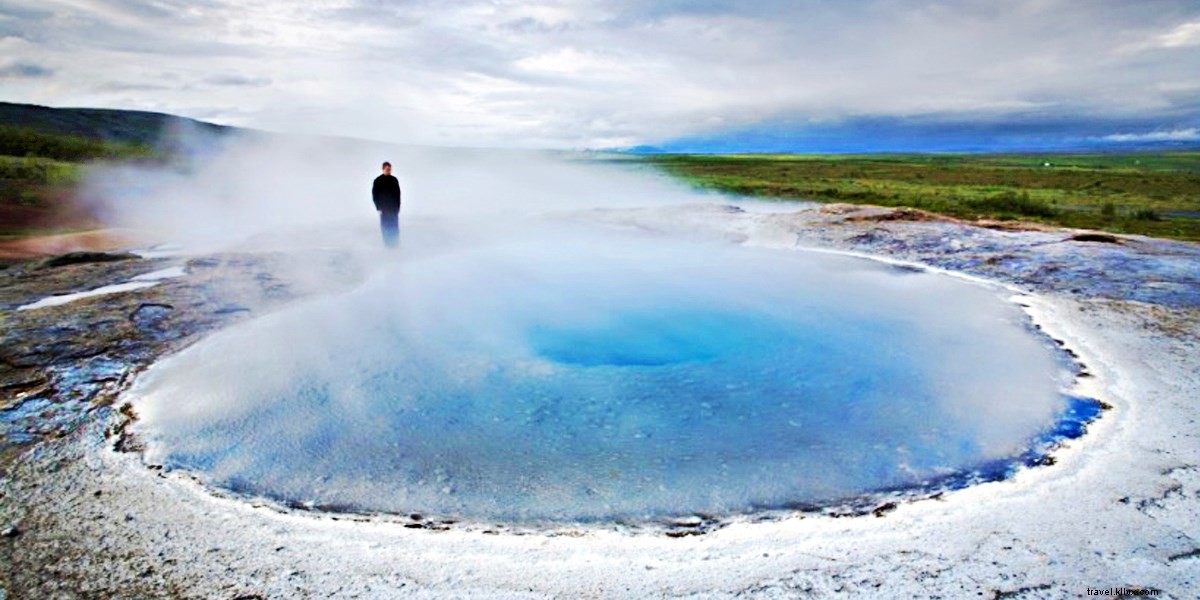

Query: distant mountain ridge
left=0, top=101, right=232, bottom=147
left=0, top=102, right=238, bottom=240
left=638, top=114, right=1200, bottom=155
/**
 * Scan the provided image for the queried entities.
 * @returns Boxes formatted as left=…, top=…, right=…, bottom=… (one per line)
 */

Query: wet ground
left=0, top=249, right=367, bottom=462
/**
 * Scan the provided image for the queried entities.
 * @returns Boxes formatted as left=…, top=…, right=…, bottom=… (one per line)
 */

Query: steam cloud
left=103, top=137, right=1071, bottom=521
left=81, top=124, right=700, bottom=254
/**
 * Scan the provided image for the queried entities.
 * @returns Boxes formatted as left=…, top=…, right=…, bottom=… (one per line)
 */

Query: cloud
left=1117, top=19, right=1200, bottom=54
left=204, top=74, right=272, bottom=87
left=0, top=61, right=52, bottom=78
left=2, top=0, right=1199, bottom=149
left=1100, top=128, right=1200, bottom=143
left=92, top=80, right=175, bottom=92
left=1157, top=20, right=1200, bottom=48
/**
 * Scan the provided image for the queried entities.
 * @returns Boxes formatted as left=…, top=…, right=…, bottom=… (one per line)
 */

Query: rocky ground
left=1, top=203, right=1198, bottom=598
left=0, top=249, right=367, bottom=464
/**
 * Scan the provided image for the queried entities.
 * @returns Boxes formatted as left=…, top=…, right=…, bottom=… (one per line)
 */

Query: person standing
left=372, top=161, right=402, bottom=248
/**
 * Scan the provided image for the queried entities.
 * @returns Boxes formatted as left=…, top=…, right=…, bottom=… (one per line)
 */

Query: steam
left=81, top=124, right=699, bottom=254
left=94, top=128, right=1071, bottom=520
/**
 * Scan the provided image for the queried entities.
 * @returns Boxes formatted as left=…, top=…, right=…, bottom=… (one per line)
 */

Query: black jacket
left=372, top=174, right=402, bottom=213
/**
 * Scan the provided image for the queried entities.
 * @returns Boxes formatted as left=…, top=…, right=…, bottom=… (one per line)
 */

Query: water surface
left=130, top=228, right=1069, bottom=522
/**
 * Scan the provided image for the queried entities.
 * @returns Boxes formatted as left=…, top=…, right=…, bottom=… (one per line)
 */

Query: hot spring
left=128, top=224, right=1082, bottom=524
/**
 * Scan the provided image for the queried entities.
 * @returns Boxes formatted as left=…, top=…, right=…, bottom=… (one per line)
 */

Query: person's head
left=381, top=161, right=392, bottom=175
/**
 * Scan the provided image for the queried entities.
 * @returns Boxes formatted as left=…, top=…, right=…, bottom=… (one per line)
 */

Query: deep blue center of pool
left=131, top=233, right=1074, bottom=523
left=530, top=310, right=770, bottom=366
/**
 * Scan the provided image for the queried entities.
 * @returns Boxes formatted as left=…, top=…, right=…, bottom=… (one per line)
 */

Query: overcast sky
left=2, top=0, right=1199, bottom=149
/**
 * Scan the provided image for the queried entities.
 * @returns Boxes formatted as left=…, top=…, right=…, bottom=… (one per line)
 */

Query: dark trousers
left=379, top=211, right=400, bottom=248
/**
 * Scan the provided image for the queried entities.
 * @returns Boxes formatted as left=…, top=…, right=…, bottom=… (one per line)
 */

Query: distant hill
left=0, top=101, right=232, bottom=147
left=0, top=102, right=238, bottom=241
left=641, top=115, right=1200, bottom=155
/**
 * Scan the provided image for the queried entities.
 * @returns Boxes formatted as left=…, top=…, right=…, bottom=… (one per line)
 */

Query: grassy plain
left=0, top=102, right=231, bottom=242
left=0, top=127, right=157, bottom=239
left=643, top=153, right=1200, bottom=242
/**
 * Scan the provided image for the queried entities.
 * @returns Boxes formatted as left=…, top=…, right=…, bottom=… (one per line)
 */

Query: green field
left=0, top=102, right=233, bottom=240
left=0, top=125, right=155, bottom=201
left=0, top=127, right=161, bottom=238
left=642, top=153, right=1200, bottom=242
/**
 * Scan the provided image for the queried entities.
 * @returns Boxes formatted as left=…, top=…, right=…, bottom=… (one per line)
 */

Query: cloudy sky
left=2, top=0, right=1199, bottom=150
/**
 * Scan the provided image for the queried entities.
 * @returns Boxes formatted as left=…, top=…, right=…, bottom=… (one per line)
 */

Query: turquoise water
left=131, top=230, right=1070, bottom=522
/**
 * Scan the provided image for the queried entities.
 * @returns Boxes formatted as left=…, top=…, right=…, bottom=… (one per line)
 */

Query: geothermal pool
left=128, top=227, right=1079, bottom=523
